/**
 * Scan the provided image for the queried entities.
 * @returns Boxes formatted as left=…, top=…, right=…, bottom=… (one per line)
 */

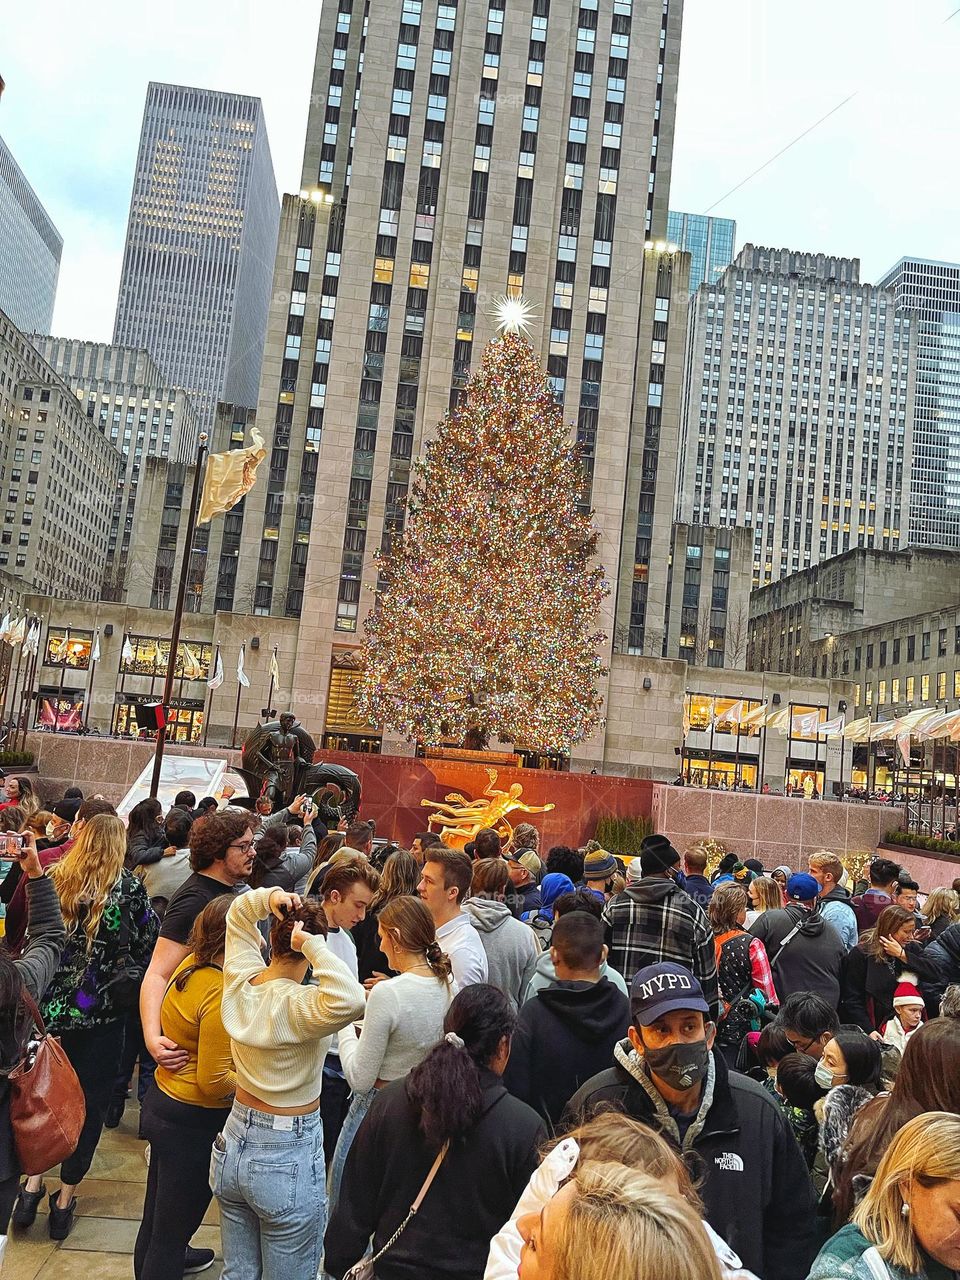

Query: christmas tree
left=356, top=303, right=608, bottom=752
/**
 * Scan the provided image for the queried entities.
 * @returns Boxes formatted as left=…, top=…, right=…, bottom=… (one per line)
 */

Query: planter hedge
left=884, top=828, right=960, bottom=857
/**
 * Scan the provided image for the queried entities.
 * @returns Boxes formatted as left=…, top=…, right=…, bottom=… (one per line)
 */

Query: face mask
left=814, top=1061, right=837, bottom=1090
left=642, top=1039, right=710, bottom=1091
left=45, top=823, right=55, bottom=837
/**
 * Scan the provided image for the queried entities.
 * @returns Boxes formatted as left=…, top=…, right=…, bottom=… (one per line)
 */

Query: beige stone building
left=28, top=336, right=199, bottom=600
left=0, top=309, right=122, bottom=600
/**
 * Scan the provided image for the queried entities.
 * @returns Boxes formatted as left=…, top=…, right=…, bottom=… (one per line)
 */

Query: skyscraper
left=878, top=257, right=960, bottom=549
left=667, top=210, right=735, bottom=294
left=29, top=335, right=199, bottom=598
left=0, top=135, right=62, bottom=334
left=113, top=83, right=280, bottom=434
left=677, top=245, right=916, bottom=587
left=216, top=0, right=688, bottom=765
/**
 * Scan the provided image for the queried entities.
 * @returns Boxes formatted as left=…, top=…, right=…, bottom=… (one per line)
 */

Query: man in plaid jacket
left=602, top=834, right=720, bottom=1018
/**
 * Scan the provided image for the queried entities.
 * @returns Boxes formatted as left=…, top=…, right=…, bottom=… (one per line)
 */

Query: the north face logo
left=715, top=1152, right=744, bottom=1172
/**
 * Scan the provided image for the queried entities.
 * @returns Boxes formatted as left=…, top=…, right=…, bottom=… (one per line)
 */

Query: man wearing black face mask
left=567, top=961, right=817, bottom=1280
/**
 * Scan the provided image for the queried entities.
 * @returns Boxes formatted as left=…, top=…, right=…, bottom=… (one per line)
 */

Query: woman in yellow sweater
left=134, top=896, right=236, bottom=1280
left=212, top=886, right=365, bottom=1280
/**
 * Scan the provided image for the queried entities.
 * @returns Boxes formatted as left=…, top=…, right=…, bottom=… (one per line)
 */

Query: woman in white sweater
left=329, top=894, right=457, bottom=1210
left=212, top=887, right=365, bottom=1280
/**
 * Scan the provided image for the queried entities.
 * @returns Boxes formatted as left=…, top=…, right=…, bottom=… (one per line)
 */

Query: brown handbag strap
left=410, top=1140, right=449, bottom=1212
left=17, top=986, right=46, bottom=1038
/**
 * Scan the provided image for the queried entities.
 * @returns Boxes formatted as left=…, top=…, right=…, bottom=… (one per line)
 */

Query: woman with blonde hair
left=19, top=814, right=158, bottom=1239
left=809, top=1111, right=960, bottom=1278
left=0, top=776, right=37, bottom=819
left=329, top=893, right=456, bottom=1209
left=487, top=1113, right=757, bottom=1280
left=517, top=1162, right=724, bottom=1280
left=921, top=886, right=960, bottom=940
left=745, top=875, right=784, bottom=926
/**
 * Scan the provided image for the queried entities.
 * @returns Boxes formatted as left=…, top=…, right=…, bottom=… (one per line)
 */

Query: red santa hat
left=893, top=979, right=924, bottom=1008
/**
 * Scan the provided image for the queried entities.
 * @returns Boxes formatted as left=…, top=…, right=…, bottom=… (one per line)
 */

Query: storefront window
left=121, top=637, right=212, bottom=679
left=43, top=629, right=93, bottom=670
left=113, top=699, right=205, bottom=742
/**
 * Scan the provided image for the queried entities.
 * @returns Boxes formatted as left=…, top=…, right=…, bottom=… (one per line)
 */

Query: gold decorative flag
left=198, top=429, right=266, bottom=524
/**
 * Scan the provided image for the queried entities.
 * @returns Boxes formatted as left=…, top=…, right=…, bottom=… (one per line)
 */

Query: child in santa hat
left=880, top=978, right=926, bottom=1054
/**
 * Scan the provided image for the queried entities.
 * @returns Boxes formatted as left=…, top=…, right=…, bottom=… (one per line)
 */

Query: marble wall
left=652, top=783, right=907, bottom=871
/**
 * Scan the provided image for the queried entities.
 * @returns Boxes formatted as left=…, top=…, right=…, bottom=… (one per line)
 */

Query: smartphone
left=4, top=833, right=24, bottom=858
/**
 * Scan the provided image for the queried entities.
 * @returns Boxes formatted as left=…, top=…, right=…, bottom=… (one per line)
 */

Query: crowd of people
left=5, top=771, right=960, bottom=1278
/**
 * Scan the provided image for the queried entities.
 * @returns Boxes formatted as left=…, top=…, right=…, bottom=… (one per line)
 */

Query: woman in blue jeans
left=213, top=885, right=365, bottom=1280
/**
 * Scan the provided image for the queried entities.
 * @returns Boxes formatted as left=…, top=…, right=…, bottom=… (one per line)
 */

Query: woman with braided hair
left=329, top=894, right=457, bottom=1210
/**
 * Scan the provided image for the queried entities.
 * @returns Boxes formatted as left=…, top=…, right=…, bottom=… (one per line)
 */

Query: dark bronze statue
left=239, top=715, right=362, bottom=819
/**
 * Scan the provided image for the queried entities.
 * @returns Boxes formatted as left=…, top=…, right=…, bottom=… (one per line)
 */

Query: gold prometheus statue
left=420, top=767, right=555, bottom=850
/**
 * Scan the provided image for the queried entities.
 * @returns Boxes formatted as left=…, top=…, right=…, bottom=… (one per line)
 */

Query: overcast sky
left=2, top=0, right=958, bottom=343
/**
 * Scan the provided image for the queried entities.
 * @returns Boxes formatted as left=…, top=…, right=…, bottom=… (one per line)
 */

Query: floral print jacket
left=40, top=870, right=159, bottom=1033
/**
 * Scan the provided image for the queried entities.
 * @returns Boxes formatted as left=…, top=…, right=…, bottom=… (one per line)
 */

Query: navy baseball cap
left=787, top=872, right=821, bottom=902
left=630, top=961, right=710, bottom=1026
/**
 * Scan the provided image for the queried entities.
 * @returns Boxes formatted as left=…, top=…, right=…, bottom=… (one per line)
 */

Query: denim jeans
left=327, top=1087, right=375, bottom=1215
left=210, top=1102, right=326, bottom=1280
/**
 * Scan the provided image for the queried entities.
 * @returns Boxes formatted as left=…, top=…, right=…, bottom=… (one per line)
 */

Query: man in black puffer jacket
left=920, top=921, right=960, bottom=1015
left=567, top=961, right=817, bottom=1280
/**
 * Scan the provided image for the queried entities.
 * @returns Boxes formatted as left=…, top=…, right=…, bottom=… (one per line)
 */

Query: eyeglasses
left=228, top=840, right=255, bottom=854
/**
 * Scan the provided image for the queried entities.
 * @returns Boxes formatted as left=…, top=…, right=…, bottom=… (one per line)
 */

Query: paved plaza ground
left=6, top=1100, right=223, bottom=1280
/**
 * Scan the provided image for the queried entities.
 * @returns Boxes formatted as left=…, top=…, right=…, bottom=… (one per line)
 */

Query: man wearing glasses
left=777, top=992, right=840, bottom=1062
left=141, top=810, right=257, bottom=1073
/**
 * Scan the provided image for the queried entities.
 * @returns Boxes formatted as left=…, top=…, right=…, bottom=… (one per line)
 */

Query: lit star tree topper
left=355, top=318, right=609, bottom=752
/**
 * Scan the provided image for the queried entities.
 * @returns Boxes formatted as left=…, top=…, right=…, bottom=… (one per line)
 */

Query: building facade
left=663, top=522, right=752, bottom=668
left=667, top=210, right=735, bottom=295
left=0, top=310, right=122, bottom=599
left=29, top=336, right=199, bottom=599
left=0, top=135, right=62, bottom=334
left=879, top=257, right=960, bottom=549
left=113, top=83, right=280, bottom=435
left=677, top=245, right=917, bottom=588
left=219, top=0, right=689, bottom=768
left=748, top=546, right=960, bottom=678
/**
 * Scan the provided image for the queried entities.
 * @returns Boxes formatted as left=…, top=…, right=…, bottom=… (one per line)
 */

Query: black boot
left=103, top=1094, right=125, bottom=1129
left=11, top=1182, right=45, bottom=1229
left=47, top=1191, right=77, bottom=1241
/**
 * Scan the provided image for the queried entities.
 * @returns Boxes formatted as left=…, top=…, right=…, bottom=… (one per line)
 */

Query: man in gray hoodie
left=464, top=858, right=541, bottom=1009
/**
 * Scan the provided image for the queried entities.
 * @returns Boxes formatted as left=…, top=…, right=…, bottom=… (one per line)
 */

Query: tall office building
left=667, top=210, right=735, bottom=295
left=0, top=310, right=122, bottom=599
left=216, top=0, right=689, bottom=763
left=677, top=245, right=916, bottom=587
left=113, top=83, right=280, bottom=434
left=0, top=135, right=62, bottom=334
left=878, top=257, right=960, bottom=549
left=29, top=336, right=199, bottom=598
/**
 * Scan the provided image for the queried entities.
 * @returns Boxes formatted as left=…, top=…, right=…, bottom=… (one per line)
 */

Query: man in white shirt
left=418, top=847, right=488, bottom=988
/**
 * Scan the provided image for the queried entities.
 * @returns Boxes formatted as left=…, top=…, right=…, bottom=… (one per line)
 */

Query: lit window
left=507, top=274, right=524, bottom=299
left=374, top=258, right=395, bottom=283
left=461, top=267, right=479, bottom=292
left=410, top=263, right=430, bottom=288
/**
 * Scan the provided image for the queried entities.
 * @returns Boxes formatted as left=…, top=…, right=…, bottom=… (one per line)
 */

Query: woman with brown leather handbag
left=16, top=815, right=158, bottom=1240
left=0, top=835, right=67, bottom=1261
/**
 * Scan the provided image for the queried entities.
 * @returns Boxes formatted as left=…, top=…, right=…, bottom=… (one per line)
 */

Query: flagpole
left=149, top=434, right=209, bottom=799
left=202, top=642, right=220, bottom=747
left=7, top=635, right=24, bottom=732
left=18, top=621, right=40, bottom=749
left=266, top=645, right=277, bottom=720
left=84, top=629, right=99, bottom=730
left=231, top=647, right=244, bottom=750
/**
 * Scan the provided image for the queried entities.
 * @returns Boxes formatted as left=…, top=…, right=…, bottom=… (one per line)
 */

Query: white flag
left=91, top=631, right=101, bottom=663
left=0, top=613, right=10, bottom=644
left=237, top=645, right=250, bottom=688
left=207, top=649, right=224, bottom=690
left=121, top=635, right=134, bottom=664
left=270, top=648, right=281, bottom=695
left=9, top=617, right=25, bottom=647
left=23, top=621, right=40, bottom=656
left=181, top=643, right=203, bottom=680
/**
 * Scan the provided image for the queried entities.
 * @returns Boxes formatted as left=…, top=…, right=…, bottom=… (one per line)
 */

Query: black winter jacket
left=566, top=1042, right=818, bottom=1280
left=324, top=1071, right=544, bottom=1280
left=919, top=922, right=960, bottom=1015
left=503, top=977, right=630, bottom=1127
left=841, top=940, right=939, bottom=1032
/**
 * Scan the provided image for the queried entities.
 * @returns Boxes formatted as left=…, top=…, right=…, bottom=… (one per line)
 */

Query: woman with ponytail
left=325, top=984, right=545, bottom=1280
left=329, top=894, right=457, bottom=1209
